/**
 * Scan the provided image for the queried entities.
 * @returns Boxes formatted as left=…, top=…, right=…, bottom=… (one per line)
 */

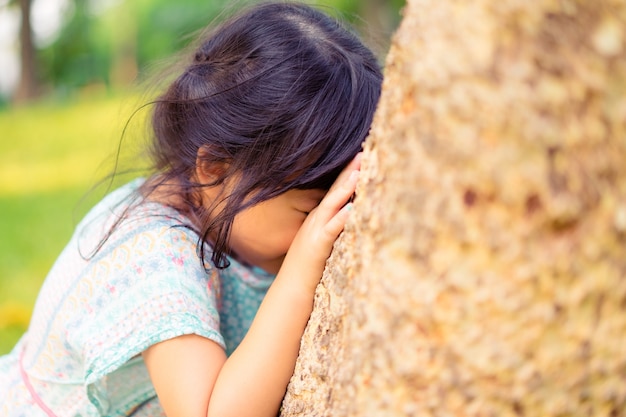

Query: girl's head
left=147, top=1, right=382, bottom=268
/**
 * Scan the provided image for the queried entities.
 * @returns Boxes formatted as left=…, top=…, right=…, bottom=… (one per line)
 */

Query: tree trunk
left=14, top=0, right=39, bottom=103
left=281, top=0, right=626, bottom=415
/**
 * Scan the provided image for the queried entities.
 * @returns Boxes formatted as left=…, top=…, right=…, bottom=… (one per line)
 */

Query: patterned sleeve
left=68, top=222, right=224, bottom=386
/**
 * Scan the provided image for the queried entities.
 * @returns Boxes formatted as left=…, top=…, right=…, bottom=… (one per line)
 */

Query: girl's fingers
left=320, top=152, right=362, bottom=210
left=322, top=201, right=353, bottom=238
left=327, top=153, right=362, bottom=194
left=316, top=169, right=359, bottom=222
left=301, top=153, right=362, bottom=245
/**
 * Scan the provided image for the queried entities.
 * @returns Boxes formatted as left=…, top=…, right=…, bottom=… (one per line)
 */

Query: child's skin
left=143, top=155, right=361, bottom=417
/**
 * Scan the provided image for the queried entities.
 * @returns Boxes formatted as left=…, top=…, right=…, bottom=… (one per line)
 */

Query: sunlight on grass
left=0, top=94, right=146, bottom=195
left=0, top=93, right=149, bottom=354
left=0, top=302, right=31, bottom=330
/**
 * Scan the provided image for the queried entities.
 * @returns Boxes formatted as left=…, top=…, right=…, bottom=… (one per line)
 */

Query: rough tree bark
left=281, top=0, right=626, bottom=416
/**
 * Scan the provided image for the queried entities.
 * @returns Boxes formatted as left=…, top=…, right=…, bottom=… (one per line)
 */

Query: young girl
left=0, top=2, right=382, bottom=416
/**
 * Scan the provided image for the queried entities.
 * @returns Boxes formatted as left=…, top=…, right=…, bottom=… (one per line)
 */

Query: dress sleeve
left=68, top=222, right=224, bottom=385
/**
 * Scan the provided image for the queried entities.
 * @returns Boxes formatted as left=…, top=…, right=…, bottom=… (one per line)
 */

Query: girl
left=0, top=2, right=382, bottom=416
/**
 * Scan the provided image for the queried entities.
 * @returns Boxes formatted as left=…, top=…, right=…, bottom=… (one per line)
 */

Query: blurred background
left=0, top=0, right=404, bottom=354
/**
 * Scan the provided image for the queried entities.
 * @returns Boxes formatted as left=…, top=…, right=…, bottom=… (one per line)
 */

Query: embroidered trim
left=19, top=347, right=59, bottom=417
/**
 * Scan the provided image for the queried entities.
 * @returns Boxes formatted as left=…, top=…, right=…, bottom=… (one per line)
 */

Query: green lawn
left=0, top=93, right=146, bottom=354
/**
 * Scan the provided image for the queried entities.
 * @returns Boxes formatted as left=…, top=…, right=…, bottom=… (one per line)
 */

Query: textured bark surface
left=281, top=0, right=626, bottom=416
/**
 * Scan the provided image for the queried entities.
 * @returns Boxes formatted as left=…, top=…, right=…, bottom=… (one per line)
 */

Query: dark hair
left=144, top=1, right=382, bottom=268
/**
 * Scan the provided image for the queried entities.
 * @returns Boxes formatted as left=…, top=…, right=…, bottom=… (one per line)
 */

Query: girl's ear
left=195, top=146, right=229, bottom=184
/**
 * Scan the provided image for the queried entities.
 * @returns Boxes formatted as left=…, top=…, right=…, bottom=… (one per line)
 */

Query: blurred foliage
left=39, top=0, right=234, bottom=93
left=39, top=0, right=112, bottom=91
left=34, top=0, right=404, bottom=97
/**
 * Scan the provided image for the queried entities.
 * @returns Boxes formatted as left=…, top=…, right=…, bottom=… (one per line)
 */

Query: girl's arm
left=143, top=156, right=361, bottom=417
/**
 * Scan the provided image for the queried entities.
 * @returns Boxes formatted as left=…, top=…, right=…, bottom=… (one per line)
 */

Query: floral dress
left=0, top=179, right=275, bottom=416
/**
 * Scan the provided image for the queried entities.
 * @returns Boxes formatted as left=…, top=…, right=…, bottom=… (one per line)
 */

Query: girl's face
left=226, top=188, right=326, bottom=274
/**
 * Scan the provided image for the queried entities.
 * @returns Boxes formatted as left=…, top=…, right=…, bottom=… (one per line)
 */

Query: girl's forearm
left=207, top=270, right=316, bottom=417
left=205, top=160, right=358, bottom=417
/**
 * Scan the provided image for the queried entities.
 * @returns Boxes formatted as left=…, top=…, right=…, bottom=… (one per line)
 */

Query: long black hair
left=144, top=1, right=382, bottom=268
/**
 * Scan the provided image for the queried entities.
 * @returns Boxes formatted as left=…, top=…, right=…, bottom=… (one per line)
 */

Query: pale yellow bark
left=281, top=0, right=626, bottom=416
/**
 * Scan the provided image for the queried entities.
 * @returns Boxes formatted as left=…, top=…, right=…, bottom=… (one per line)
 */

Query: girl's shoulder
left=78, top=178, right=199, bottom=249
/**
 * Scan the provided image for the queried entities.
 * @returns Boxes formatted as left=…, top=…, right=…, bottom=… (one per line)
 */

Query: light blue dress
left=0, top=179, right=275, bottom=416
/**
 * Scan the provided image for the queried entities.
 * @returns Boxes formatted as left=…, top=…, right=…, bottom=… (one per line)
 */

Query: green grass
left=0, top=92, right=146, bottom=354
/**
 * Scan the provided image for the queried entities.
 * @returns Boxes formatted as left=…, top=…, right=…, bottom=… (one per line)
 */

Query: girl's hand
left=281, top=153, right=361, bottom=294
